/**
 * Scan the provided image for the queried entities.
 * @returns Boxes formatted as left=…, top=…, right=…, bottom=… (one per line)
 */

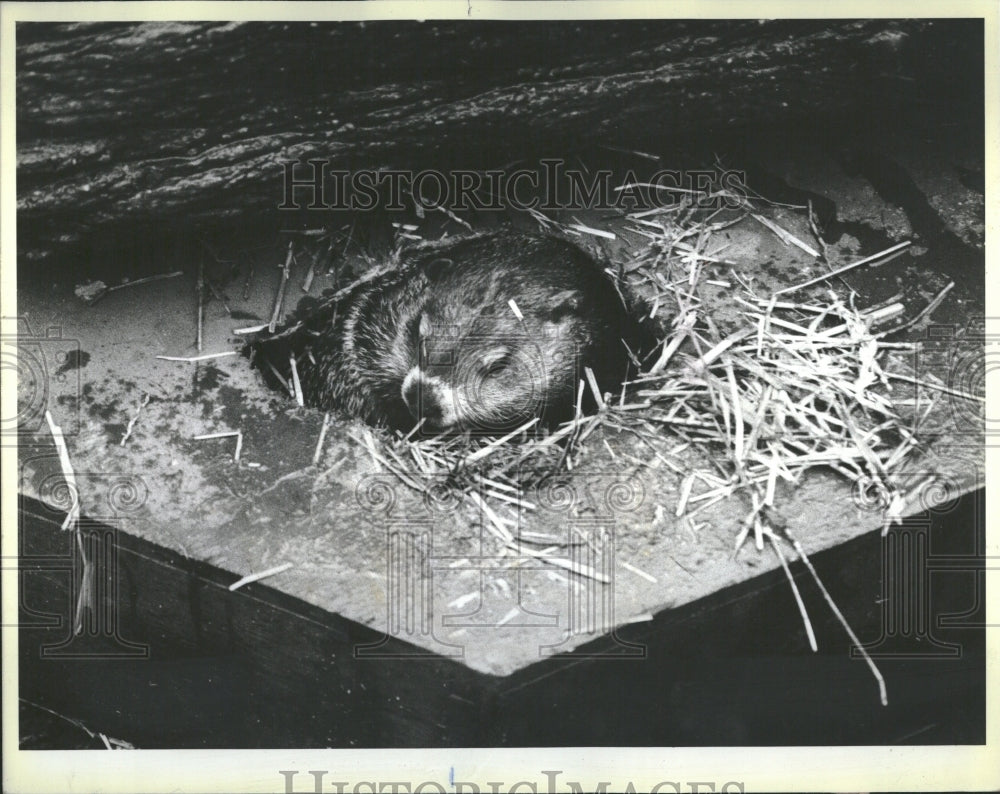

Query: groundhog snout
left=401, top=369, right=457, bottom=429
left=401, top=359, right=550, bottom=432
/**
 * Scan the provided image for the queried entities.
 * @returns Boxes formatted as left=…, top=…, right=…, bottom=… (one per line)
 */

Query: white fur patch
left=401, top=367, right=458, bottom=427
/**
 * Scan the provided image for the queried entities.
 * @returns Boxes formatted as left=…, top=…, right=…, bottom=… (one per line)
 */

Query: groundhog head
left=400, top=292, right=591, bottom=433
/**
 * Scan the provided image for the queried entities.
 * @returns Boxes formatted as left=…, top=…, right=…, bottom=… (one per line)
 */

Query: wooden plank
left=18, top=496, right=490, bottom=748
left=18, top=490, right=985, bottom=747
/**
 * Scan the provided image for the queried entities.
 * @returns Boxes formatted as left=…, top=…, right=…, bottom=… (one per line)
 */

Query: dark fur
left=249, top=230, right=647, bottom=432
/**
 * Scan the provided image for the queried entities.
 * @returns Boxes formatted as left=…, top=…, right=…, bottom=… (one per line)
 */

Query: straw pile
left=326, top=181, right=979, bottom=704
left=346, top=186, right=966, bottom=566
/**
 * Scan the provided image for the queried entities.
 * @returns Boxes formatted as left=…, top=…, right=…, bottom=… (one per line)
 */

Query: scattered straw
left=789, top=535, right=888, bottom=706
left=506, top=540, right=610, bottom=583
left=621, top=560, right=658, bottom=583
left=268, top=242, right=295, bottom=333
left=567, top=221, right=616, bottom=240
left=193, top=431, right=239, bottom=440
left=885, top=281, right=954, bottom=334
left=156, top=351, right=237, bottom=363
left=45, top=411, right=80, bottom=535
left=302, top=250, right=317, bottom=292
left=196, top=258, right=205, bottom=352
left=233, top=324, right=268, bottom=335
left=228, top=562, right=294, bottom=591
left=469, top=491, right=515, bottom=544
left=120, top=393, right=150, bottom=447
left=77, top=270, right=184, bottom=305
left=193, top=430, right=243, bottom=462
left=751, top=213, right=820, bottom=258
left=464, top=418, right=539, bottom=465
left=883, top=371, right=984, bottom=403
left=45, top=410, right=90, bottom=634
left=289, top=353, right=304, bottom=407
left=584, top=367, right=606, bottom=410
left=765, top=527, right=817, bottom=652
left=313, top=412, right=331, bottom=466
left=449, top=591, right=480, bottom=609
left=774, top=241, right=911, bottom=296
left=20, top=699, right=135, bottom=749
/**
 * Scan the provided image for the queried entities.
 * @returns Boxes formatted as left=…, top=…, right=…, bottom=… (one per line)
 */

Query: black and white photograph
left=2, top=2, right=996, bottom=792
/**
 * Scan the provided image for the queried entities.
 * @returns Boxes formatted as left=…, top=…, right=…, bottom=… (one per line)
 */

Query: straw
left=268, top=242, right=295, bottom=333
left=229, top=562, right=294, bottom=591
left=156, top=351, right=237, bottom=363
left=774, top=241, right=911, bottom=296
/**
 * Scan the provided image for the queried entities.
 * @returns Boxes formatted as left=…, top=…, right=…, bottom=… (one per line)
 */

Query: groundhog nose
left=402, top=372, right=447, bottom=427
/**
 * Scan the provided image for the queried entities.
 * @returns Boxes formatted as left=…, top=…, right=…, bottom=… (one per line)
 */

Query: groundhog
left=249, top=230, right=647, bottom=433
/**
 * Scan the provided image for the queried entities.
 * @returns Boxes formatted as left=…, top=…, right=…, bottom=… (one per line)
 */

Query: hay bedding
left=48, top=179, right=979, bottom=697
left=317, top=190, right=961, bottom=546
left=282, top=184, right=971, bottom=699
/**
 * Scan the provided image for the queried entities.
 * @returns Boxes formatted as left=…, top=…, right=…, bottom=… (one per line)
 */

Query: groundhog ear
left=421, top=256, right=454, bottom=279
left=546, top=289, right=583, bottom=321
